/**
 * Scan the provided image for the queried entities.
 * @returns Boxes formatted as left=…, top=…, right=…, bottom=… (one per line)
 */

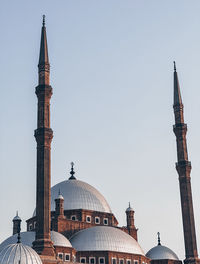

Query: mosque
left=0, top=17, right=199, bottom=264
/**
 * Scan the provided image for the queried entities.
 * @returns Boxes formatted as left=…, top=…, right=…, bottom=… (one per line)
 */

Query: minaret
left=32, top=16, right=54, bottom=257
left=173, top=62, right=199, bottom=264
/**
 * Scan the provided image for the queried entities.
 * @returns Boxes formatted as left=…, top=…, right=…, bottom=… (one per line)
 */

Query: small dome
left=126, top=203, right=134, bottom=212
left=57, top=194, right=64, bottom=200
left=0, top=243, right=42, bottom=264
left=13, top=215, right=21, bottom=221
left=146, top=245, right=179, bottom=260
left=0, top=231, right=72, bottom=251
left=70, top=226, right=144, bottom=255
left=126, top=207, right=134, bottom=212
left=13, top=212, right=21, bottom=221
left=33, top=179, right=112, bottom=216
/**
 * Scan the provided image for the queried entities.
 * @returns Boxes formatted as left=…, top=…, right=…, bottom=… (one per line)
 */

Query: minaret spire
left=173, top=63, right=199, bottom=264
left=32, top=16, right=54, bottom=257
left=39, top=15, right=49, bottom=67
left=43, top=15, right=45, bottom=26
left=174, top=61, right=183, bottom=110
left=173, top=61, right=176, bottom=71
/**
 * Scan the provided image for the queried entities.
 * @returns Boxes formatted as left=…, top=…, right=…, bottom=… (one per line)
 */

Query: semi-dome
left=70, top=226, right=144, bottom=255
left=0, top=231, right=72, bottom=251
left=33, top=179, right=112, bottom=216
left=0, top=242, right=42, bottom=264
left=146, top=244, right=179, bottom=260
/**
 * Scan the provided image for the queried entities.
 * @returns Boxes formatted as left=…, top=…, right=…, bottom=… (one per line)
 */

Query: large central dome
left=33, top=179, right=112, bottom=216
left=51, top=179, right=112, bottom=213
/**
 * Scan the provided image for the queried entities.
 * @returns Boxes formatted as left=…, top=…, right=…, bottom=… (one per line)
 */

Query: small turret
left=125, top=203, right=137, bottom=241
left=126, top=202, right=135, bottom=227
left=55, top=190, right=65, bottom=218
left=12, top=211, right=21, bottom=235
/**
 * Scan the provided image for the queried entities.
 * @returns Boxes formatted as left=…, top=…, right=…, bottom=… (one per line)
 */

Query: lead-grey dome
left=146, top=245, right=179, bottom=260
left=70, top=226, right=144, bottom=255
left=33, top=179, right=112, bottom=216
left=0, top=231, right=72, bottom=251
left=126, top=203, right=134, bottom=212
left=12, top=215, right=21, bottom=221
left=0, top=243, right=42, bottom=264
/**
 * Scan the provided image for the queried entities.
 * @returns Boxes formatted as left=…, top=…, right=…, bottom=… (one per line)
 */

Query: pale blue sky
left=1, top=0, right=200, bottom=260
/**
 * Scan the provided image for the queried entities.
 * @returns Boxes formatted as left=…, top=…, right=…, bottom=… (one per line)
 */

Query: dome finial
left=157, top=232, right=161, bottom=245
left=42, top=15, right=45, bottom=27
left=69, top=162, right=76, bottom=180
left=128, top=202, right=131, bottom=208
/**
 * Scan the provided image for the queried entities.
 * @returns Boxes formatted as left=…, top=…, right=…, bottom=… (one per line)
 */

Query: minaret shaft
left=174, top=122, right=188, bottom=161
left=179, top=174, right=198, bottom=259
left=32, top=18, right=54, bottom=257
left=173, top=65, right=199, bottom=264
left=37, top=90, right=51, bottom=128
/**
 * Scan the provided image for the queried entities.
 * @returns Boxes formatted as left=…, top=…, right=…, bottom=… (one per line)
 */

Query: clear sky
left=1, top=0, right=200, bottom=260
